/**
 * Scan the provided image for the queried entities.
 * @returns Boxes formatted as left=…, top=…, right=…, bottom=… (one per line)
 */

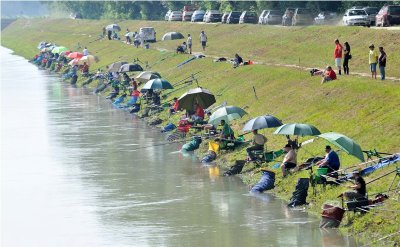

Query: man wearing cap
left=246, top=130, right=267, bottom=161
left=342, top=170, right=366, bottom=200
left=281, top=144, right=297, bottom=177
left=369, top=44, right=378, bottom=79
left=316, top=145, right=340, bottom=173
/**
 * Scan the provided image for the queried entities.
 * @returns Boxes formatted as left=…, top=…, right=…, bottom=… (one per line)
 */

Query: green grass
left=2, top=18, right=400, bottom=244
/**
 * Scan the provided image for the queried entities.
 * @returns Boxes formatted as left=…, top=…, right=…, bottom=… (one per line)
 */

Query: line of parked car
left=164, top=5, right=400, bottom=27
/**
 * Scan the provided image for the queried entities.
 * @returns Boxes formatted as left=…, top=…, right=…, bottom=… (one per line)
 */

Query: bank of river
left=1, top=47, right=359, bottom=246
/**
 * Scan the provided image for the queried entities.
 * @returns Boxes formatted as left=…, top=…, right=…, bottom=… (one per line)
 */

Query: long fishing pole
left=172, top=71, right=201, bottom=86
left=131, top=138, right=191, bottom=151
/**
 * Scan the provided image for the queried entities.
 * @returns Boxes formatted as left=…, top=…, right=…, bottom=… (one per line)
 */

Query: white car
left=343, top=9, right=370, bottom=27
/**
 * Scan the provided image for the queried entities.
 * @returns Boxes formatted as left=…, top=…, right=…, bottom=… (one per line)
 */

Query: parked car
left=221, top=12, right=229, bottom=23
left=363, top=7, right=380, bottom=25
left=258, top=10, right=269, bottom=24
left=282, top=8, right=296, bottom=26
left=191, top=10, right=205, bottom=22
left=204, top=10, right=222, bottom=22
left=226, top=11, right=242, bottom=24
left=292, top=8, right=313, bottom=26
left=351, top=6, right=366, bottom=9
left=376, top=5, right=400, bottom=26
left=343, top=9, right=370, bottom=27
left=262, top=10, right=282, bottom=24
left=169, top=11, right=183, bottom=21
left=239, top=11, right=258, bottom=24
left=139, top=27, right=156, bottom=42
left=314, top=11, right=338, bottom=25
left=165, top=10, right=172, bottom=21
left=182, top=10, right=195, bottom=21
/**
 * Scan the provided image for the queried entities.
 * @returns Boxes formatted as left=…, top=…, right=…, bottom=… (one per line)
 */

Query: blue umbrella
left=141, top=78, right=173, bottom=90
left=242, top=115, right=282, bottom=132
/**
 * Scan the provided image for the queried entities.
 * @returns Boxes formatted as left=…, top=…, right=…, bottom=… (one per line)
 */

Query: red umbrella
left=67, top=52, right=83, bottom=59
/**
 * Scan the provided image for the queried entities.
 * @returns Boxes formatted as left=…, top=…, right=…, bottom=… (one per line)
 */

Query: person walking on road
left=378, top=46, right=387, bottom=80
left=369, top=44, right=378, bottom=79
left=334, top=39, right=343, bottom=75
left=343, top=42, right=351, bottom=75
left=187, top=34, right=193, bottom=54
left=200, top=31, right=207, bottom=51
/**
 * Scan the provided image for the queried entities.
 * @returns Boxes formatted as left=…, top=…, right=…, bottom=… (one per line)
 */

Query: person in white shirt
left=134, top=32, right=140, bottom=48
left=83, top=47, right=89, bottom=56
left=187, top=34, right=192, bottom=54
left=199, top=31, right=207, bottom=51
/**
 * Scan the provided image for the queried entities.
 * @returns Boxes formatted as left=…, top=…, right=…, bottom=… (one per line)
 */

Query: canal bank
left=1, top=47, right=361, bottom=246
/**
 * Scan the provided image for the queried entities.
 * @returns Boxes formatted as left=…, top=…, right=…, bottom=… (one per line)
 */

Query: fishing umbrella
left=118, top=63, right=143, bottom=73
left=51, top=46, right=68, bottom=54
left=242, top=115, right=283, bottom=132
left=178, top=87, right=216, bottom=111
left=67, top=52, right=84, bottom=59
left=77, top=55, right=99, bottom=66
left=162, top=32, right=184, bottom=41
left=208, top=106, right=247, bottom=126
left=107, top=61, right=128, bottom=72
left=273, top=123, right=321, bottom=137
left=318, top=132, right=365, bottom=162
left=106, top=24, right=121, bottom=32
left=141, top=78, right=173, bottom=91
left=135, top=71, right=161, bottom=83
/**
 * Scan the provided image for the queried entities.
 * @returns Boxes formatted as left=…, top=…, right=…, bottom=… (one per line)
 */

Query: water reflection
left=1, top=47, right=358, bottom=247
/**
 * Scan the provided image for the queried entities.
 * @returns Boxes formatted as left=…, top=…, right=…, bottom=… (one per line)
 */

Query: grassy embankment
left=2, top=19, right=400, bottom=244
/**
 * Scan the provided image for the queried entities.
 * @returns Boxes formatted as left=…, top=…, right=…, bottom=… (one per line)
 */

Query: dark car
left=363, top=7, right=380, bottom=25
left=239, top=11, right=258, bottom=24
left=221, top=12, right=229, bottom=23
left=282, top=8, right=296, bottom=26
left=226, top=11, right=242, bottom=24
left=375, top=5, right=400, bottom=26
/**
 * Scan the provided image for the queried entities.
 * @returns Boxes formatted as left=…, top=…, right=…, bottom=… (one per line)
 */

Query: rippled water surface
left=1, top=47, right=358, bottom=247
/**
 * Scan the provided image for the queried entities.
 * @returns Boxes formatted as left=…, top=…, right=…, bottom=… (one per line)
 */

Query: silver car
left=363, top=7, right=380, bottom=25
left=263, top=10, right=283, bottom=24
left=343, top=9, right=370, bottom=26
left=169, top=11, right=183, bottom=21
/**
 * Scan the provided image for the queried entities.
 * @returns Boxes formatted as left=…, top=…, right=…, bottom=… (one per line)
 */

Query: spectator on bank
left=343, top=42, right=351, bottom=75
left=200, top=31, right=207, bottom=51
left=378, top=46, right=387, bottom=81
left=333, top=39, right=343, bottom=75
left=369, top=44, right=378, bottom=79
left=321, top=66, right=337, bottom=84
left=187, top=34, right=193, bottom=54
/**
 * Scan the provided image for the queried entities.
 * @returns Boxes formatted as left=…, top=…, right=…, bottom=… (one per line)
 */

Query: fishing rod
left=172, top=71, right=201, bottom=86
left=131, top=138, right=191, bottom=151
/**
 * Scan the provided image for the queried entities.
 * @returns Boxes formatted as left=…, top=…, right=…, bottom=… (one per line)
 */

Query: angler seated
left=246, top=130, right=267, bottom=162
left=191, top=103, right=205, bottom=122
left=80, top=62, right=89, bottom=77
left=176, top=42, right=187, bottom=54
left=316, top=145, right=340, bottom=176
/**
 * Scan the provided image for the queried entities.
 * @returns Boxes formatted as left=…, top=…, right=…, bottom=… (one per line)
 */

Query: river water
left=0, top=47, right=358, bottom=247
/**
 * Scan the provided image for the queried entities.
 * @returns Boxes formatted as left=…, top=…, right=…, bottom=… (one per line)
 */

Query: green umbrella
left=208, top=106, right=247, bottom=126
left=273, top=123, right=321, bottom=136
left=51, top=46, right=68, bottom=54
left=318, top=132, right=365, bottom=162
left=141, top=78, right=173, bottom=90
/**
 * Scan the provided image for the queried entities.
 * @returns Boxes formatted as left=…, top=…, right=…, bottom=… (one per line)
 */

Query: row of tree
left=46, top=1, right=398, bottom=20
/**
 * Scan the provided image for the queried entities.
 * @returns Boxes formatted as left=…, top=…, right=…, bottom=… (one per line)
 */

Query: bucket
left=321, top=204, right=345, bottom=223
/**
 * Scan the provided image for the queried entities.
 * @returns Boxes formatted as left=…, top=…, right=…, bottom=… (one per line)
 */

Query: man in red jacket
left=334, top=39, right=343, bottom=75
left=321, top=66, right=337, bottom=84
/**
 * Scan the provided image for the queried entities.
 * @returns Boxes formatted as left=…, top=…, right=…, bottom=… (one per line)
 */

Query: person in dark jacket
left=343, top=42, right=351, bottom=75
left=378, top=46, right=387, bottom=80
left=342, top=170, right=366, bottom=200
left=233, top=53, right=243, bottom=68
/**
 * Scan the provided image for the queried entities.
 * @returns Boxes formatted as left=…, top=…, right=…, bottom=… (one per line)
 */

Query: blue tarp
left=251, top=170, right=275, bottom=193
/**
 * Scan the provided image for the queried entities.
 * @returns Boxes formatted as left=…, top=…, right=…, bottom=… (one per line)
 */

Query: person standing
left=378, top=46, right=387, bottom=80
left=200, top=31, right=207, bottom=51
left=83, top=47, right=89, bottom=56
left=369, top=44, right=378, bottom=79
left=333, top=39, right=343, bottom=75
left=187, top=34, right=192, bottom=54
left=343, top=42, right=351, bottom=75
